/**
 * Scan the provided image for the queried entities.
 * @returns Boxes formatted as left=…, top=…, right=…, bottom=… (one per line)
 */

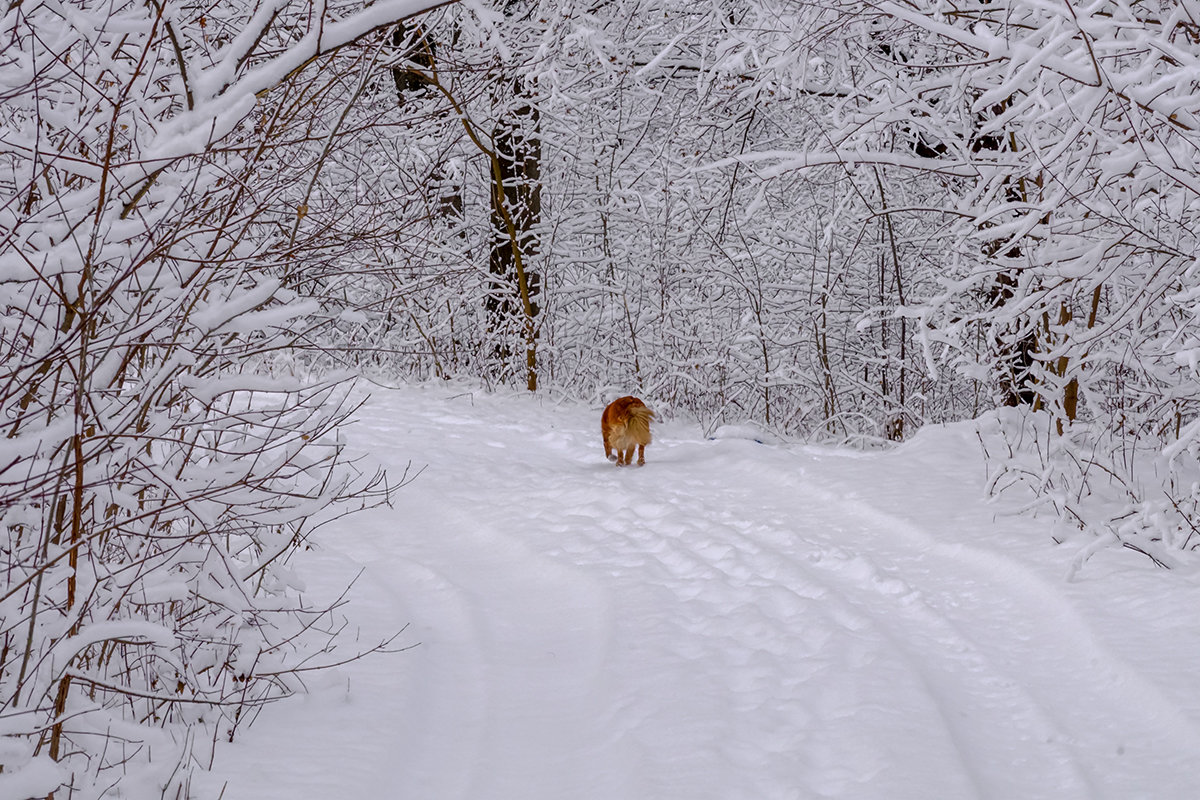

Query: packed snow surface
left=206, top=382, right=1200, bottom=799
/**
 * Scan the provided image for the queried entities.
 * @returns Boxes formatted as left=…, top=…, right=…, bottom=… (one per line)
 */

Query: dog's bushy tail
left=627, top=404, right=654, bottom=444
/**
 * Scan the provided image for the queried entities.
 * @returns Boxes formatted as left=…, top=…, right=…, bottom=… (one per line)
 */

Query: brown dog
left=601, top=396, right=655, bottom=466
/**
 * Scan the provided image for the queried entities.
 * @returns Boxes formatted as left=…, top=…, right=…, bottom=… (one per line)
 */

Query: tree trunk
left=973, top=98, right=1039, bottom=410
left=390, top=23, right=435, bottom=105
left=487, top=75, right=542, bottom=391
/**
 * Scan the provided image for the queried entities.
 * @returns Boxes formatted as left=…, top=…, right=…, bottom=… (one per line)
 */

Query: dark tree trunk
left=487, top=75, right=542, bottom=390
left=390, top=23, right=435, bottom=105
left=985, top=267, right=1039, bottom=408
left=973, top=98, right=1040, bottom=409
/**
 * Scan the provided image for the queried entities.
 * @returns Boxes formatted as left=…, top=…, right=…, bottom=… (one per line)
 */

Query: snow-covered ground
left=203, top=382, right=1200, bottom=799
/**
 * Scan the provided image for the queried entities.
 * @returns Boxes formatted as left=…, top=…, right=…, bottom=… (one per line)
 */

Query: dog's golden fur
left=601, top=396, right=654, bottom=466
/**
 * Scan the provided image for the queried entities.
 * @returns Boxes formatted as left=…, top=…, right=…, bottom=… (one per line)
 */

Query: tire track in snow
left=524, top=441, right=984, bottom=798
left=352, top=395, right=902, bottom=798
left=706, top=449, right=1200, bottom=799
left=574, top=450, right=993, bottom=797
left=519, top=421, right=1200, bottom=798
left=335, top=401, right=639, bottom=800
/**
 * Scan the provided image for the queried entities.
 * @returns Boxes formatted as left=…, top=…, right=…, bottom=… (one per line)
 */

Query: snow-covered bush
left=877, top=0, right=1200, bottom=555
left=0, top=1, right=435, bottom=796
left=978, top=407, right=1200, bottom=571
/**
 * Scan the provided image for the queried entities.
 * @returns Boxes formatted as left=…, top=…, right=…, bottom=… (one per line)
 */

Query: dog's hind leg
left=636, top=444, right=645, bottom=466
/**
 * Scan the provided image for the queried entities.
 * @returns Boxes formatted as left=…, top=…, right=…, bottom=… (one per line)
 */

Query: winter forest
left=4, top=0, right=1200, bottom=796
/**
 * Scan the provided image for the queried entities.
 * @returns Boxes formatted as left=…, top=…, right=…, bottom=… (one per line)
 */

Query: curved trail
left=210, top=384, right=1200, bottom=800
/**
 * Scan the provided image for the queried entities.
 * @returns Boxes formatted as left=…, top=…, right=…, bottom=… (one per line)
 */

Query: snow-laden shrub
left=978, top=407, right=1200, bottom=573
left=0, top=1, right=433, bottom=796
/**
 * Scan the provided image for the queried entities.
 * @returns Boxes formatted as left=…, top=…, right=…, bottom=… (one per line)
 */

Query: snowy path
left=208, top=383, right=1200, bottom=800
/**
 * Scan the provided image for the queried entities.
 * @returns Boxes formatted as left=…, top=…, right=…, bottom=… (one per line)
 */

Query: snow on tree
left=724, top=0, right=1200, bottom=555
left=0, top=1, right=440, bottom=796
